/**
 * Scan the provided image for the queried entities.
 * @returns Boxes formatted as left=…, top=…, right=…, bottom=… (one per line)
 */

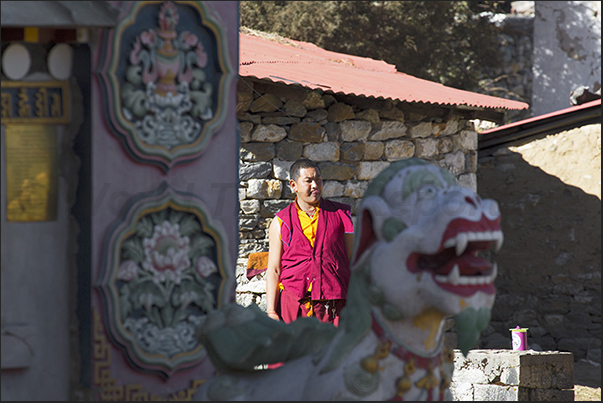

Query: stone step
left=451, top=349, right=574, bottom=401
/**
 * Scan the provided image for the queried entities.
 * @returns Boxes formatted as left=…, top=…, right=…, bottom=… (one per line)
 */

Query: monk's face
left=290, top=167, right=322, bottom=206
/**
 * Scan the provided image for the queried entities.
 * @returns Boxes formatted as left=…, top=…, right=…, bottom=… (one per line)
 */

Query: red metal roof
left=478, top=98, right=601, bottom=156
left=480, top=99, right=601, bottom=134
left=239, top=32, right=529, bottom=111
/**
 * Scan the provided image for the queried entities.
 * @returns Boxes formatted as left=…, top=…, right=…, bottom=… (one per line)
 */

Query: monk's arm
left=344, top=232, right=354, bottom=263
left=266, top=217, right=283, bottom=320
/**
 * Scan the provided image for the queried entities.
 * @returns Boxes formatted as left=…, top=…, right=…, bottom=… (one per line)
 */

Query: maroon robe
left=275, top=198, right=353, bottom=324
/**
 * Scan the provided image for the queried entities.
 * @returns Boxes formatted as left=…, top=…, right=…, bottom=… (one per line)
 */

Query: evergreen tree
left=240, top=1, right=509, bottom=91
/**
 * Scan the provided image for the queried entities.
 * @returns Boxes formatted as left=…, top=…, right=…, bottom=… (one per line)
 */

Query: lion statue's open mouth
left=411, top=216, right=502, bottom=296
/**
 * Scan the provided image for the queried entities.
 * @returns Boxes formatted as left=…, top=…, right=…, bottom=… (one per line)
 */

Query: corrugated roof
left=239, top=32, right=529, bottom=112
left=479, top=99, right=601, bottom=156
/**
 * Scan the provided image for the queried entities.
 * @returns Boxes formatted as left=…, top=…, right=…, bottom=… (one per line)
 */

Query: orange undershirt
left=277, top=199, right=320, bottom=298
left=295, top=199, right=320, bottom=247
left=277, top=198, right=320, bottom=246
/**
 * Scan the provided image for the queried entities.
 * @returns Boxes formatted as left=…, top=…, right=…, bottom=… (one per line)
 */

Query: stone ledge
left=451, top=349, right=574, bottom=401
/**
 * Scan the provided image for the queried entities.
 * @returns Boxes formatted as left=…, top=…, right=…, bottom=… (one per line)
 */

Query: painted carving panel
left=96, top=1, right=233, bottom=170
left=96, top=182, right=233, bottom=378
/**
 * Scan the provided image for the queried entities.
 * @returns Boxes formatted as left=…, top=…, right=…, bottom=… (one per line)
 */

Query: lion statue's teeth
left=435, top=263, right=498, bottom=286
left=443, top=230, right=504, bottom=256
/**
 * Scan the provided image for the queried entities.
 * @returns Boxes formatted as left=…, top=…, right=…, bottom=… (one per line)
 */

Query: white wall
left=532, top=1, right=601, bottom=116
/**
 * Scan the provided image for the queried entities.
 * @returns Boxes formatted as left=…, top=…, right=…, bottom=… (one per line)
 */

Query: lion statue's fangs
left=194, top=158, right=502, bottom=401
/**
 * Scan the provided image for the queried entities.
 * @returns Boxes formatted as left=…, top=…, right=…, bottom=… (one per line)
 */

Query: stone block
left=289, top=122, right=325, bottom=143
left=272, top=158, right=294, bottom=180
left=518, top=352, right=574, bottom=389
left=473, top=384, right=572, bottom=401
left=338, top=120, right=371, bottom=142
left=451, top=349, right=574, bottom=401
left=303, top=142, right=340, bottom=161
left=250, top=93, right=283, bottom=113
left=251, top=124, right=287, bottom=142
left=327, top=102, right=354, bottom=122
left=369, top=121, right=407, bottom=141
left=276, top=141, right=303, bottom=161
left=241, top=142, right=275, bottom=162
left=340, top=142, right=365, bottom=162
left=527, top=388, right=574, bottom=401
left=473, top=384, right=520, bottom=401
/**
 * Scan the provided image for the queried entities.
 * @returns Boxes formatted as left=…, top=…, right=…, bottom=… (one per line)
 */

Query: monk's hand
left=267, top=311, right=279, bottom=320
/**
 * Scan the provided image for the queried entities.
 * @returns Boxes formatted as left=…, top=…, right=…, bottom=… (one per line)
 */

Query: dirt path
left=574, top=359, right=601, bottom=401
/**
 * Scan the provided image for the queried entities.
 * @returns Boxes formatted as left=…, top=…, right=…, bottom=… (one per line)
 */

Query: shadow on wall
left=476, top=150, right=601, bottom=364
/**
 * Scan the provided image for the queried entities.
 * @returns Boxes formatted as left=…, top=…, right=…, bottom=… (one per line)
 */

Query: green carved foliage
left=117, top=208, right=219, bottom=330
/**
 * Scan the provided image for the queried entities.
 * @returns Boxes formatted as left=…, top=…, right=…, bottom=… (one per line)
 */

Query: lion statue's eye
left=417, top=184, right=438, bottom=200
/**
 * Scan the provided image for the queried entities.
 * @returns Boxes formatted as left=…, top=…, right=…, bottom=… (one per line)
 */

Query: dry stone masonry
left=476, top=124, right=601, bottom=365
left=235, top=77, right=480, bottom=309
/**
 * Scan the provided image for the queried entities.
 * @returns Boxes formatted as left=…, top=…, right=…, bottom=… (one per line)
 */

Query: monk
left=265, top=158, right=354, bottom=326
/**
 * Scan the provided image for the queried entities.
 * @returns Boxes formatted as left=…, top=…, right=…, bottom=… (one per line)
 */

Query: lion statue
left=193, top=158, right=502, bottom=400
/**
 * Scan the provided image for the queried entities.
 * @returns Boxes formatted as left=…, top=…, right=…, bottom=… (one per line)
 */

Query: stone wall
left=234, top=78, right=601, bottom=366
left=235, top=77, right=480, bottom=309
left=472, top=3, right=601, bottom=365
left=532, top=1, right=602, bottom=116
left=476, top=124, right=601, bottom=364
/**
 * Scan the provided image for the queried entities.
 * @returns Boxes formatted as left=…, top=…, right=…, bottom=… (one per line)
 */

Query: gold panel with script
left=5, top=125, right=58, bottom=222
